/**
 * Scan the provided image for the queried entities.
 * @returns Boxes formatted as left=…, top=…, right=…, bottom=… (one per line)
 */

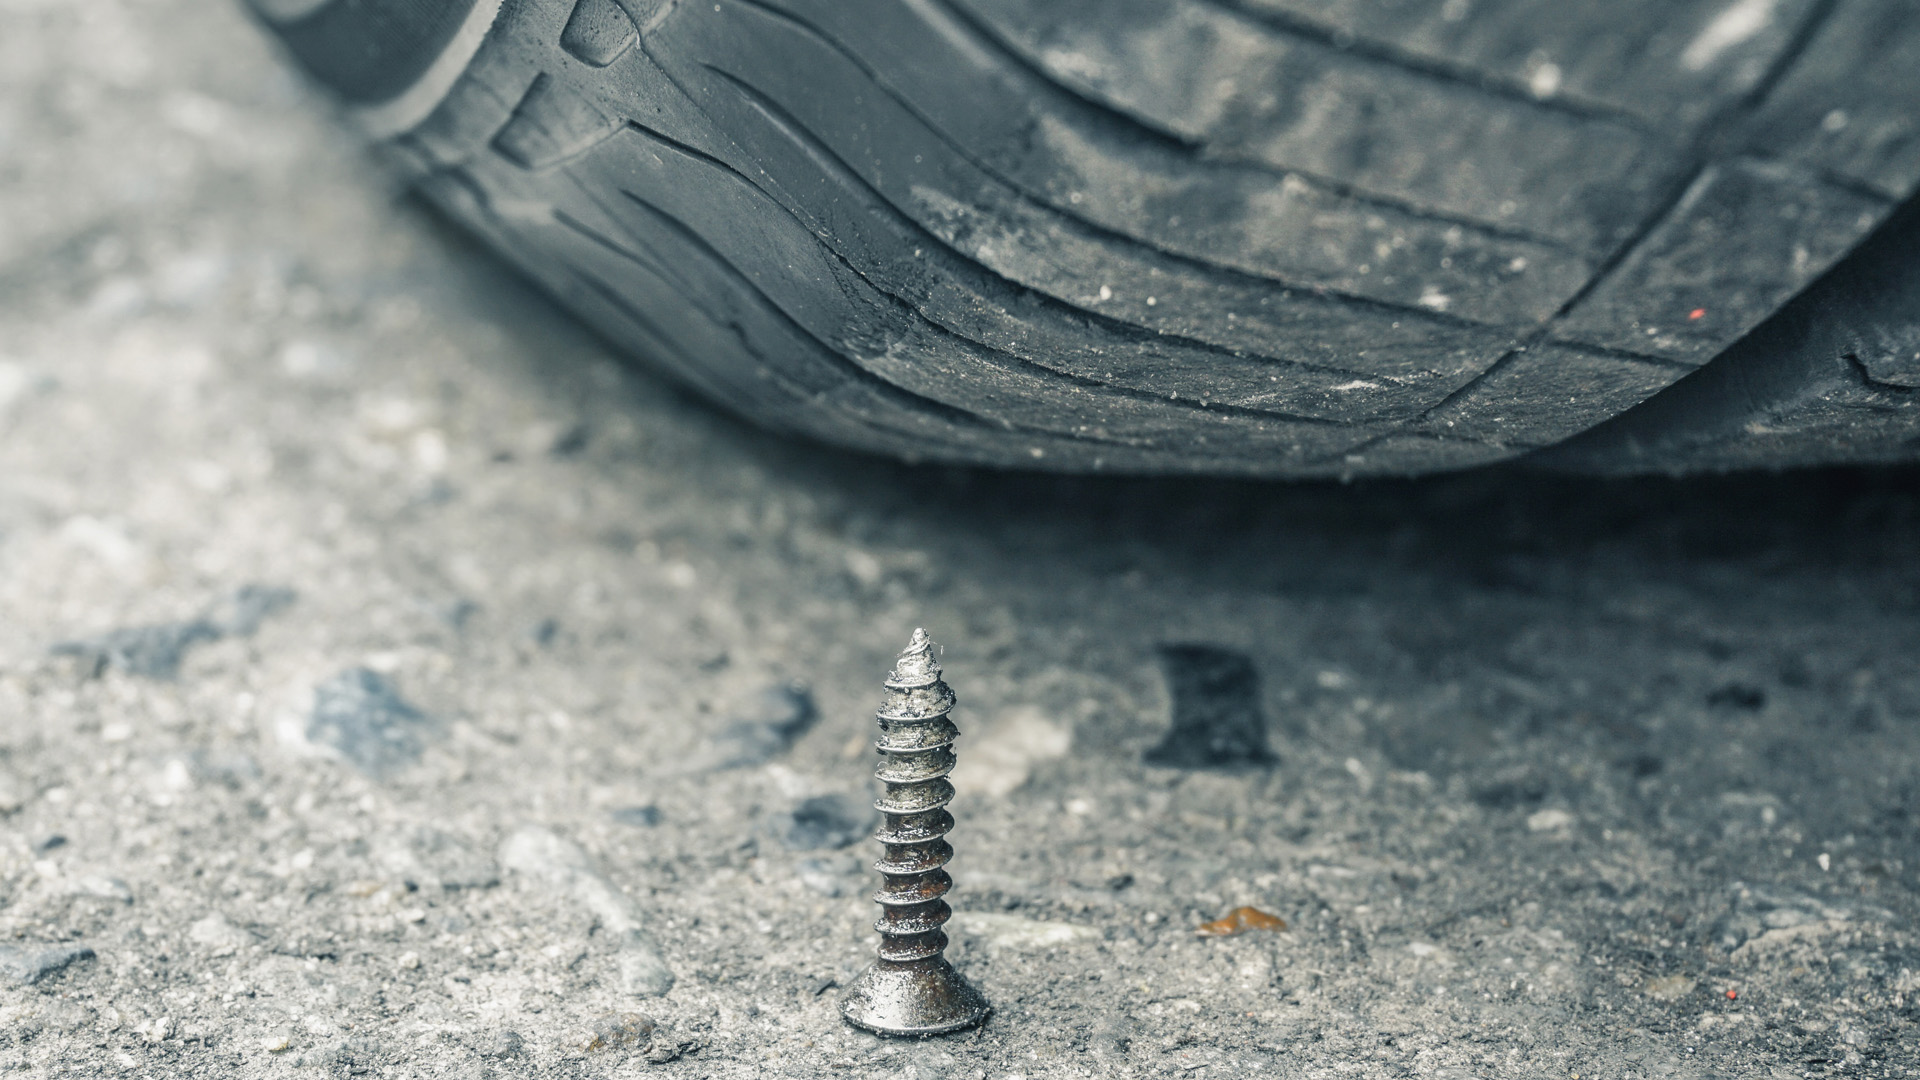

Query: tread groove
left=596, top=167, right=1355, bottom=432
left=566, top=173, right=1253, bottom=453
left=1735, top=0, right=1844, bottom=113
left=1846, top=353, right=1915, bottom=397
left=1192, top=0, right=1657, bottom=131
left=1433, top=160, right=1715, bottom=418
left=692, top=51, right=1515, bottom=337
left=576, top=194, right=1018, bottom=436
left=1403, top=0, right=1869, bottom=430
left=700, top=63, right=1442, bottom=391
left=738, top=0, right=1585, bottom=255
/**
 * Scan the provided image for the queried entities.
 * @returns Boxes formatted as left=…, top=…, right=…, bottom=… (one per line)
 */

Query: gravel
left=0, top=1, right=1916, bottom=1077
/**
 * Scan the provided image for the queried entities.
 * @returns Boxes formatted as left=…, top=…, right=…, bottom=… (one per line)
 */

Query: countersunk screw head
left=840, top=629, right=991, bottom=1037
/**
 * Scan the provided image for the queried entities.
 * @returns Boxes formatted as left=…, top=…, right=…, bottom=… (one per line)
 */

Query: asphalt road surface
left=0, top=2, right=1916, bottom=1077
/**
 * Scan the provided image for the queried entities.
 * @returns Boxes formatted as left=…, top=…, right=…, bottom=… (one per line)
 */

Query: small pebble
left=189, top=913, right=257, bottom=955
left=1644, top=974, right=1696, bottom=1001
left=35, top=834, right=66, bottom=851
left=583, top=1012, right=656, bottom=1052
left=646, top=1037, right=689, bottom=1064
left=475, top=1029, right=523, bottom=1057
left=1526, top=808, right=1575, bottom=832
left=68, top=874, right=133, bottom=902
left=398, top=951, right=421, bottom=970
left=612, top=805, right=661, bottom=827
left=951, top=912, right=1100, bottom=950
left=262, top=1028, right=294, bottom=1053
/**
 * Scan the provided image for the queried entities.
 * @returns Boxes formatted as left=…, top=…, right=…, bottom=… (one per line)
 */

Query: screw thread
left=870, top=628, right=959, bottom=963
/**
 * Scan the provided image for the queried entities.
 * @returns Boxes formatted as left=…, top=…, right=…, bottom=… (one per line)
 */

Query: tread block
left=681, top=1, right=1587, bottom=327
left=1858, top=348, right=1920, bottom=391
left=667, top=45, right=1520, bottom=389
left=1584, top=387, right=1919, bottom=473
left=610, top=106, right=1504, bottom=422
left=1424, top=345, right=1685, bottom=446
left=1230, top=0, right=1820, bottom=130
left=1552, top=159, right=1887, bottom=364
left=491, top=74, right=622, bottom=169
left=1537, top=199, right=1920, bottom=475
left=957, top=0, right=1665, bottom=255
left=560, top=0, right=639, bottom=67
left=603, top=97, right=1506, bottom=419
left=1745, top=0, right=1920, bottom=197
left=535, top=170, right=1379, bottom=468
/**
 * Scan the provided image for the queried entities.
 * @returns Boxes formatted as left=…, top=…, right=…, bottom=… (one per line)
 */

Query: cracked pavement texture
left=1, top=1, right=1918, bottom=1077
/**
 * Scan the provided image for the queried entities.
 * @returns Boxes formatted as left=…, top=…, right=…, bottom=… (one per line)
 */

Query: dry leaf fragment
left=1196, top=906, right=1288, bottom=937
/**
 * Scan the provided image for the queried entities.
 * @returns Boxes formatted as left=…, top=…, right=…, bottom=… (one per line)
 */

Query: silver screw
left=840, top=629, right=991, bottom=1036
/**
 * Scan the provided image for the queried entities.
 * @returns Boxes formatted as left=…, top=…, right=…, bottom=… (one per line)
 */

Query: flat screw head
left=840, top=629, right=990, bottom=1036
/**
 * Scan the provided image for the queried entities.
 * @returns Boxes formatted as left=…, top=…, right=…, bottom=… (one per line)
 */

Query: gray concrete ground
left=2, top=2, right=1918, bottom=1077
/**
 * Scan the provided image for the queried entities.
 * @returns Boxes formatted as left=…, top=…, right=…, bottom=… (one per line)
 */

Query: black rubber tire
left=251, top=0, right=1920, bottom=478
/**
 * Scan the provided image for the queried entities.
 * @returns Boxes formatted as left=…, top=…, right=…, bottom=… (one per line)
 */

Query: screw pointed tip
left=889, top=627, right=941, bottom=684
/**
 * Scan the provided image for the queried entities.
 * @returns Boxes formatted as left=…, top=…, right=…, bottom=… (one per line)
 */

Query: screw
left=840, top=629, right=991, bottom=1036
